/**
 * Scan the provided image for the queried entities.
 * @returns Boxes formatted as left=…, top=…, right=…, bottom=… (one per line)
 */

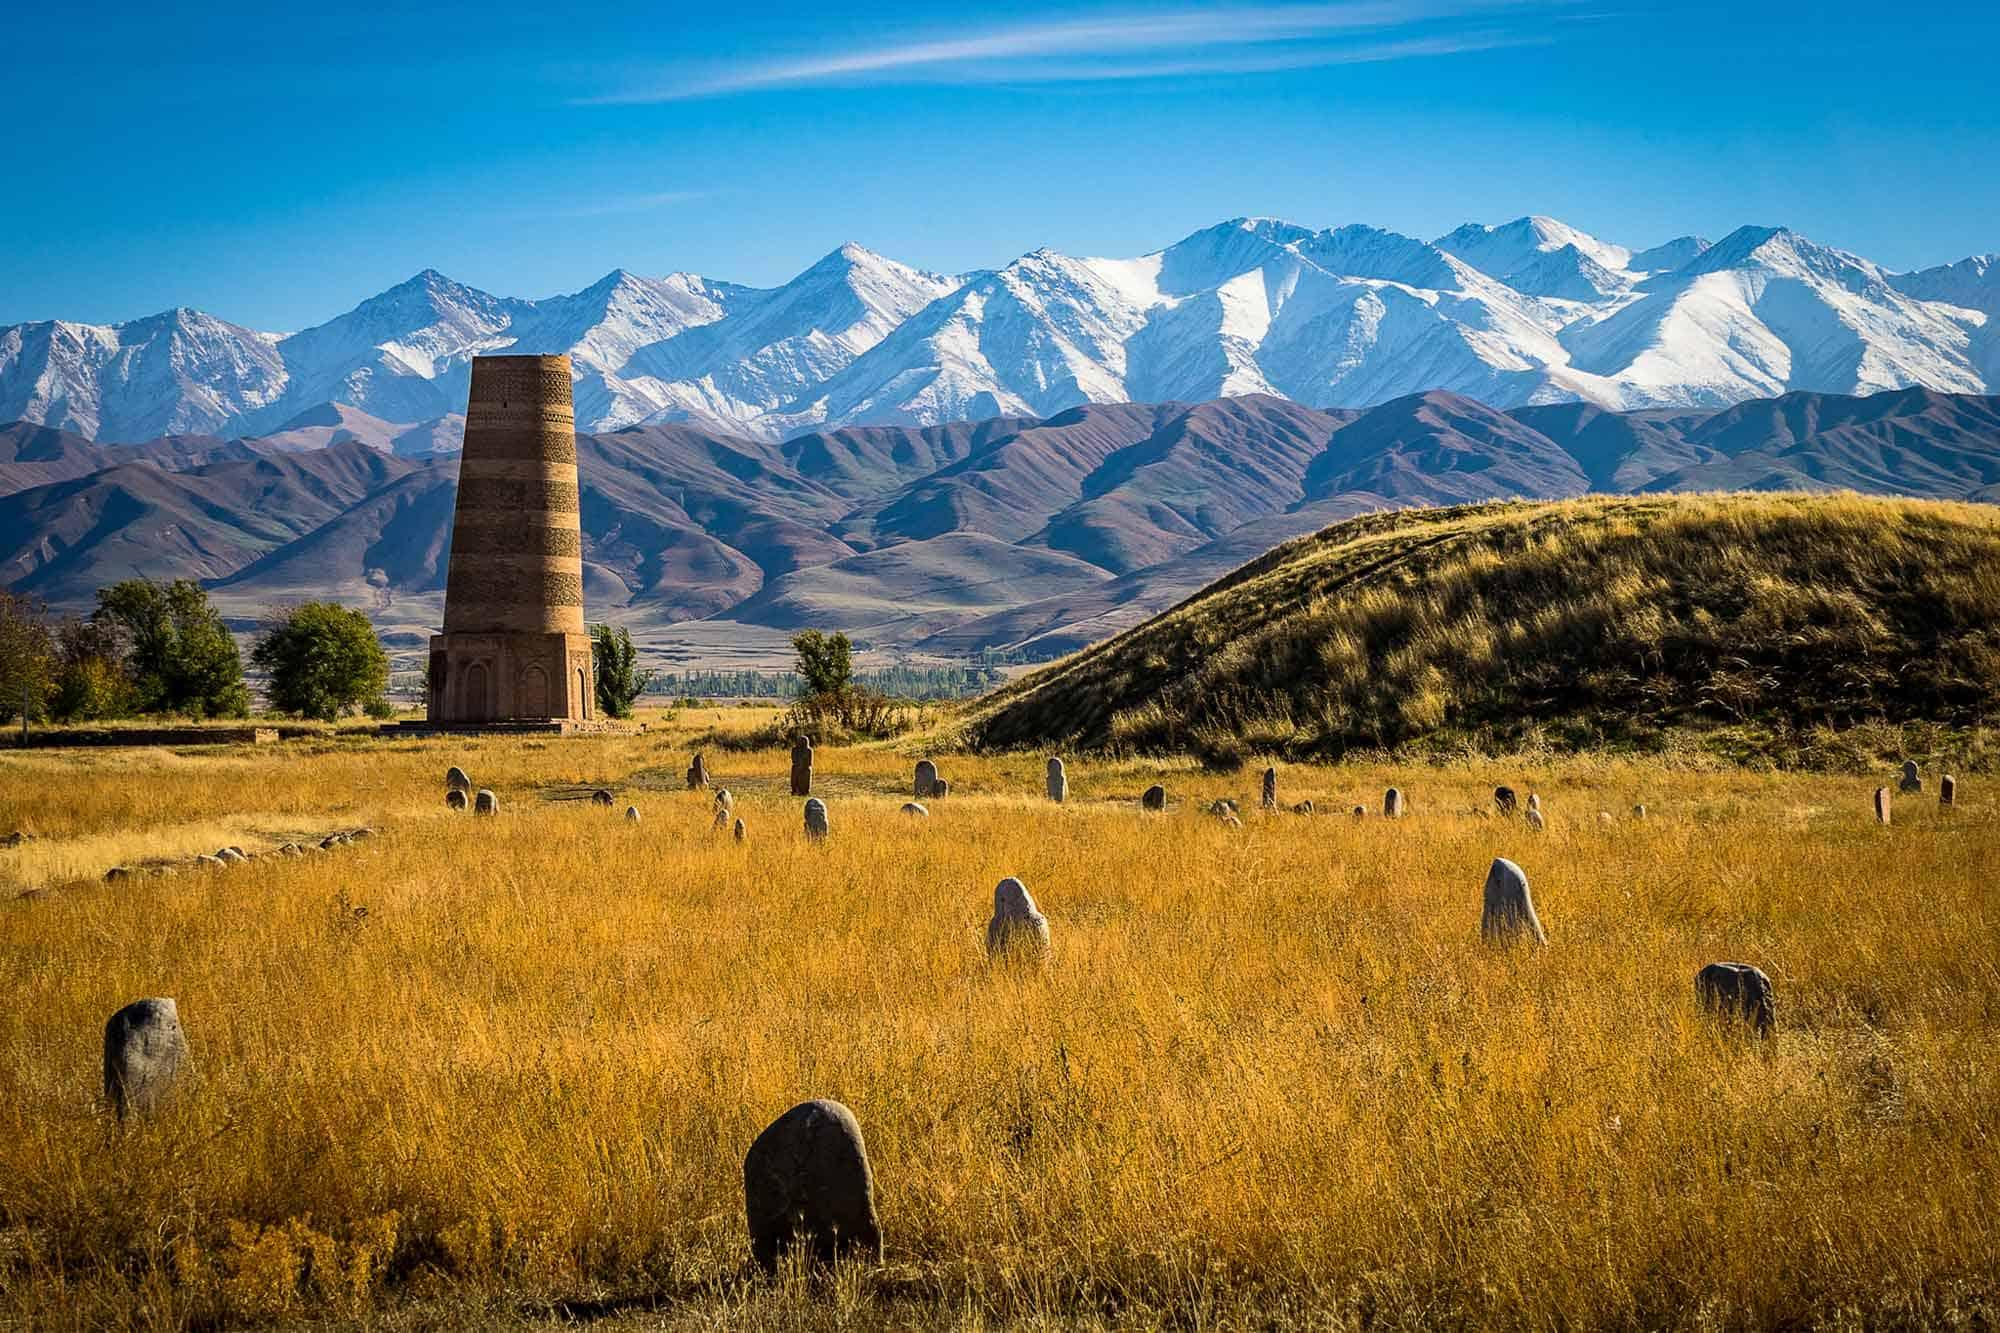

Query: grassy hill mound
left=965, top=493, right=2000, bottom=767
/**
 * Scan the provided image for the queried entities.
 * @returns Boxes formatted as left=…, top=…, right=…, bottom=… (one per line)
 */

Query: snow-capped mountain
left=2, top=217, right=1993, bottom=443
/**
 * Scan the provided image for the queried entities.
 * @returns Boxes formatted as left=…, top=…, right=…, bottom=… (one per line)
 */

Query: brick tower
left=427, top=354, right=593, bottom=727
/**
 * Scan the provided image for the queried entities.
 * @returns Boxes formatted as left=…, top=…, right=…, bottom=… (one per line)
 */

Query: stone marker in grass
left=1046, top=757, right=1067, bottom=803
left=743, top=1099, right=881, bottom=1273
left=915, top=759, right=939, bottom=799
left=474, top=789, right=499, bottom=816
left=790, top=733, right=814, bottom=797
left=1480, top=857, right=1546, bottom=946
left=986, top=876, right=1052, bottom=962
left=104, top=998, right=189, bottom=1120
left=1142, top=785, right=1166, bottom=811
left=1696, top=961, right=1775, bottom=1037
left=804, top=798, right=829, bottom=841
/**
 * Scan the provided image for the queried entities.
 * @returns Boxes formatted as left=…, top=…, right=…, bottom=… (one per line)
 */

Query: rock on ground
left=103, top=998, right=190, bottom=1119
left=1481, top=857, right=1547, bottom=946
left=986, top=876, right=1052, bottom=962
left=1696, top=961, right=1776, bottom=1036
left=743, top=1099, right=882, bottom=1272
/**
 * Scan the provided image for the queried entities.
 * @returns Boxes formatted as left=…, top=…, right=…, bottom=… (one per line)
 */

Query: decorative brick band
left=455, top=431, right=579, bottom=464
left=453, top=477, right=581, bottom=515
left=447, top=524, right=583, bottom=558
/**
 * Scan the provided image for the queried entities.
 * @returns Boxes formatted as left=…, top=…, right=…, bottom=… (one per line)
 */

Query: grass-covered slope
left=966, top=493, right=2000, bottom=765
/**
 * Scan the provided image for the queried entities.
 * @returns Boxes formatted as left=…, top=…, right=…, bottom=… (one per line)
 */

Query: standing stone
left=1261, top=767, right=1278, bottom=812
left=1046, top=757, right=1067, bottom=803
left=625, top=806, right=641, bottom=823
left=1351, top=804, right=1367, bottom=818
left=1141, top=784, right=1166, bottom=811
left=1632, top=803, right=1647, bottom=819
left=446, top=788, right=468, bottom=810
left=790, top=734, right=814, bottom=797
left=1940, top=775, right=1957, bottom=808
left=590, top=788, right=614, bottom=806
left=714, top=788, right=735, bottom=813
left=932, top=779, right=949, bottom=798
left=743, top=1099, right=882, bottom=1273
left=446, top=766, right=472, bottom=792
left=103, top=998, right=190, bottom=1119
left=1696, top=962, right=1776, bottom=1037
left=1291, top=800, right=1315, bottom=815
left=985, top=876, right=1052, bottom=962
left=104, top=866, right=132, bottom=883
left=1383, top=787, right=1404, bottom=819
left=733, top=817, right=747, bottom=844
left=1525, top=808, right=1546, bottom=832
left=474, top=789, right=499, bottom=816
left=901, top=802, right=929, bottom=818
left=1480, top=857, right=1546, bottom=946
left=1899, top=760, right=1921, bottom=794
left=1526, top=793, right=1542, bottom=816
left=714, top=806, right=733, bottom=832
left=1874, top=787, right=1891, bottom=825
left=1494, top=786, right=1518, bottom=817
left=914, top=759, right=939, bottom=799
left=686, top=754, right=709, bottom=790
left=803, top=798, right=829, bottom=841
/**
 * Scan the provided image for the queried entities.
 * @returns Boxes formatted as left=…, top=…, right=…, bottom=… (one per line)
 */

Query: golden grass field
left=1, top=707, right=1996, bottom=1329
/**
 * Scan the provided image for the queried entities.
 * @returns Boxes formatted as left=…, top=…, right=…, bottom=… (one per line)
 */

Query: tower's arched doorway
left=462, top=661, right=491, bottom=721
left=520, top=665, right=549, bottom=718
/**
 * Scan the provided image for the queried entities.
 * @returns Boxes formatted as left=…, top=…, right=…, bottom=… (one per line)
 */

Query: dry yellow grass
left=1, top=709, right=1996, bottom=1329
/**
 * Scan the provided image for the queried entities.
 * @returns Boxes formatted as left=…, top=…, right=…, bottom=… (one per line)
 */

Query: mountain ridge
left=6, top=217, right=1993, bottom=447
left=3, top=385, right=1996, bottom=661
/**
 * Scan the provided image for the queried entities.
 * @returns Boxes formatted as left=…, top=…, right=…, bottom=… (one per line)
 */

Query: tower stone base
left=427, top=631, right=595, bottom=726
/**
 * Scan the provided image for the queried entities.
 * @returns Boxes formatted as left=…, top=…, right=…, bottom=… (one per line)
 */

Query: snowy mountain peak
left=1437, top=215, right=1633, bottom=279
left=3, top=216, right=1995, bottom=445
left=1629, top=236, right=1713, bottom=274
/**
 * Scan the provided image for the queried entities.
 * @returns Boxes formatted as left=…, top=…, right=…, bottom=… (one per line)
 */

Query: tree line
left=0, top=582, right=987, bottom=727
left=0, top=581, right=392, bottom=724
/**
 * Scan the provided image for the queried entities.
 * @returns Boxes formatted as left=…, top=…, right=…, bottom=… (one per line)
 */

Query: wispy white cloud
left=583, top=2, right=1568, bottom=105
left=556, top=190, right=710, bottom=218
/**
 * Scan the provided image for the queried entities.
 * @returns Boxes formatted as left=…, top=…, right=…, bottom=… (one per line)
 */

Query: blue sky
left=5, top=0, right=1996, bottom=330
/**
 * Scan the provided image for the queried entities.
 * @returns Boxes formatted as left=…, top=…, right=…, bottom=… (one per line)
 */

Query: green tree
left=49, top=617, right=139, bottom=722
left=250, top=601, right=389, bottom=721
left=0, top=591, right=55, bottom=724
left=591, top=622, right=654, bottom=719
left=791, top=629, right=854, bottom=697
left=93, top=578, right=250, bottom=718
